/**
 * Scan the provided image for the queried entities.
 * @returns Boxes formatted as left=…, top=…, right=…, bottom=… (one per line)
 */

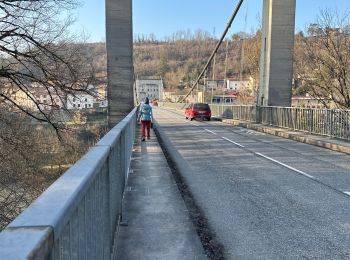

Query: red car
left=185, top=103, right=211, bottom=121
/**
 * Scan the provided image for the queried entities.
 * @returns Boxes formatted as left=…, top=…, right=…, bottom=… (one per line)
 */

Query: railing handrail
left=0, top=107, right=138, bottom=259
left=209, top=104, right=350, bottom=141
left=262, top=105, right=350, bottom=112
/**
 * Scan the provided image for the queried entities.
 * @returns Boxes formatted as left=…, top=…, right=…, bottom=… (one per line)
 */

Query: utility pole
left=224, top=40, right=229, bottom=80
left=240, top=38, right=244, bottom=81
left=223, top=40, right=229, bottom=107
left=211, top=53, right=216, bottom=106
left=204, top=69, right=207, bottom=92
left=240, top=6, right=248, bottom=82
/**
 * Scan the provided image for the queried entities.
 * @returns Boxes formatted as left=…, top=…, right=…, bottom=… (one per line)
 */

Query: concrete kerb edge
left=152, top=119, right=222, bottom=259
left=222, top=119, right=350, bottom=155
left=152, top=119, right=195, bottom=193
left=152, top=121, right=201, bottom=209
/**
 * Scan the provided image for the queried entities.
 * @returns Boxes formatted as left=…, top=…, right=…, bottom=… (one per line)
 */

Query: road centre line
left=220, top=135, right=315, bottom=180
left=221, top=137, right=245, bottom=148
left=344, top=192, right=350, bottom=196
left=255, top=152, right=315, bottom=179
left=205, top=129, right=217, bottom=135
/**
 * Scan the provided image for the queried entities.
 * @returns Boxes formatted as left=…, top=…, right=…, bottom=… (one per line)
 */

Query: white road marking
left=190, top=122, right=199, bottom=126
left=222, top=137, right=245, bottom=148
left=344, top=191, right=350, bottom=196
left=205, top=129, right=217, bottom=135
left=247, top=130, right=265, bottom=136
left=255, top=152, right=315, bottom=179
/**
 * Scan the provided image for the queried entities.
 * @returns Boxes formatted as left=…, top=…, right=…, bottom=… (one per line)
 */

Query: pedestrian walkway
left=222, top=119, right=350, bottom=155
left=114, top=126, right=206, bottom=260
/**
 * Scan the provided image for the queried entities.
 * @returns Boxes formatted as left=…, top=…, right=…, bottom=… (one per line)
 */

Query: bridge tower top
left=258, top=0, right=296, bottom=107
left=106, top=0, right=134, bottom=128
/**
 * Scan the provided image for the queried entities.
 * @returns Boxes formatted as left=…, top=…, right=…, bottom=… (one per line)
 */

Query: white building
left=206, top=80, right=225, bottom=91
left=226, top=77, right=253, bottom=92
left=67, top=84, right=108, bottom=110
left=136, top=78, right=164, bottom=103
left=67, top=93, right=95, bottom=109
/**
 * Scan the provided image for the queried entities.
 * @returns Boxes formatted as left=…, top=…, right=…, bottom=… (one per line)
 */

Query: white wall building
left=226, top=78, right=253, bottom=92
left=67, top=93, right=95, bottom=109
left=206, top=80, right=225, bottom=91
left=67, top=84, right=108, bottom=110
left=8, top=83, right=107, bottom=113
left=136, top=78, right=164, bottom=103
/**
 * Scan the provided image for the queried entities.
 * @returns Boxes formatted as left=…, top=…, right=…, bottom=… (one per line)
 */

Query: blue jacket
left=138, top=104, right=153, bottom=121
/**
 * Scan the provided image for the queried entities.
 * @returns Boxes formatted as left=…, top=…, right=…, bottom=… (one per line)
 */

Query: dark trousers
left=141, top=120, right=151, bottom=138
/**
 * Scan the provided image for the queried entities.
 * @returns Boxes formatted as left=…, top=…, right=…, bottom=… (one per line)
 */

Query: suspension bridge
left=2, top=0, right=350, bottom=259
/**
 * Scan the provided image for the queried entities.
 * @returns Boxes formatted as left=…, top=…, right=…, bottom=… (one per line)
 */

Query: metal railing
left=210, top=104, right=257, bottom=122
left=0, top=107, right=137, bottom=259
left=260, top=106, right=350, bottom=140
left=211, top=104, right=350, bottom=140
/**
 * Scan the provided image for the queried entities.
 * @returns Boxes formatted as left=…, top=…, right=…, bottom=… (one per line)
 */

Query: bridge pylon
left=258, top=0, right=296, bottom=107
left=106, top=0, right=134, bottom=128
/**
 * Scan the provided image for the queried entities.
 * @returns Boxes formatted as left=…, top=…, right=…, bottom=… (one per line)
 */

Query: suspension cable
left=178, top=0, right=245, bottom=103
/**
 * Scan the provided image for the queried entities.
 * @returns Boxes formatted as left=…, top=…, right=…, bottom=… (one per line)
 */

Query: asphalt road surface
left=154, top=107, right=350, bottom=260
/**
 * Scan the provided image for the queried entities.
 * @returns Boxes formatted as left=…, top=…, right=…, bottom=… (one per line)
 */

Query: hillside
left=83, top=31, right=261, bottom=92
left=133, top=32, right=261, bottom=90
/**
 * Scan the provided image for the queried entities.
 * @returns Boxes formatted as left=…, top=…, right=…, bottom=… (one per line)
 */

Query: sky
left=71, top=0, right=350, bottom=42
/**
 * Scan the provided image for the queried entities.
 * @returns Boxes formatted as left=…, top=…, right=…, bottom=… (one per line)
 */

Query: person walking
left=138, top=97, right=153, bottom=141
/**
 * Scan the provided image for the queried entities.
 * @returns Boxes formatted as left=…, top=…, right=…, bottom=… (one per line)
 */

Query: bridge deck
left=113, top=125, right=206, bottom=259
left=151, top=107, right=350, bottom=259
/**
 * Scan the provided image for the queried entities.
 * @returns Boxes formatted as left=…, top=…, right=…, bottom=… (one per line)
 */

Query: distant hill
left=85, top=31, right=261, bottom=91
left=133, top=32, right=261, bottom=90
left=78, top=42, right=107, bottom=85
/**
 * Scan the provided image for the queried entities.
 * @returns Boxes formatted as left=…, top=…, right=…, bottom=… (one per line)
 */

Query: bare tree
left=0, top=108, right=92, bottom=229
left=0, top=0, right=98, bottom=229
left=0, top=111, right=42, bottom=228
left=0, top=0, right=94, bottom=129
left=241, top=31, right=261, bottom=98
left=295, top=9, right=350, bottom=108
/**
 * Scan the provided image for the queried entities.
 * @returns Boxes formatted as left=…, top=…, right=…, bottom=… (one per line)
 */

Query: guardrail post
left=107, top=143, right=119, bottom=256
left=256, top=105, right=262, bottom=123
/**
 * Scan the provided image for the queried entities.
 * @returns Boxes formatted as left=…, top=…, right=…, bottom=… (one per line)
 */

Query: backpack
left=140, top=104, right=152, bottom=121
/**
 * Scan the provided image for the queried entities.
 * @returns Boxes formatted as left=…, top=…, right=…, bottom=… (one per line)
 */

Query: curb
left=152, top=120, right=194, bottom=181
left=152, top=120, right=225, bottom=259
left=222, top=119, right=350, bottom=155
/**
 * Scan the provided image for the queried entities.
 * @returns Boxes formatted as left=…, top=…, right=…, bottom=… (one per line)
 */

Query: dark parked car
left=185, top=103, right=211, bottom=121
